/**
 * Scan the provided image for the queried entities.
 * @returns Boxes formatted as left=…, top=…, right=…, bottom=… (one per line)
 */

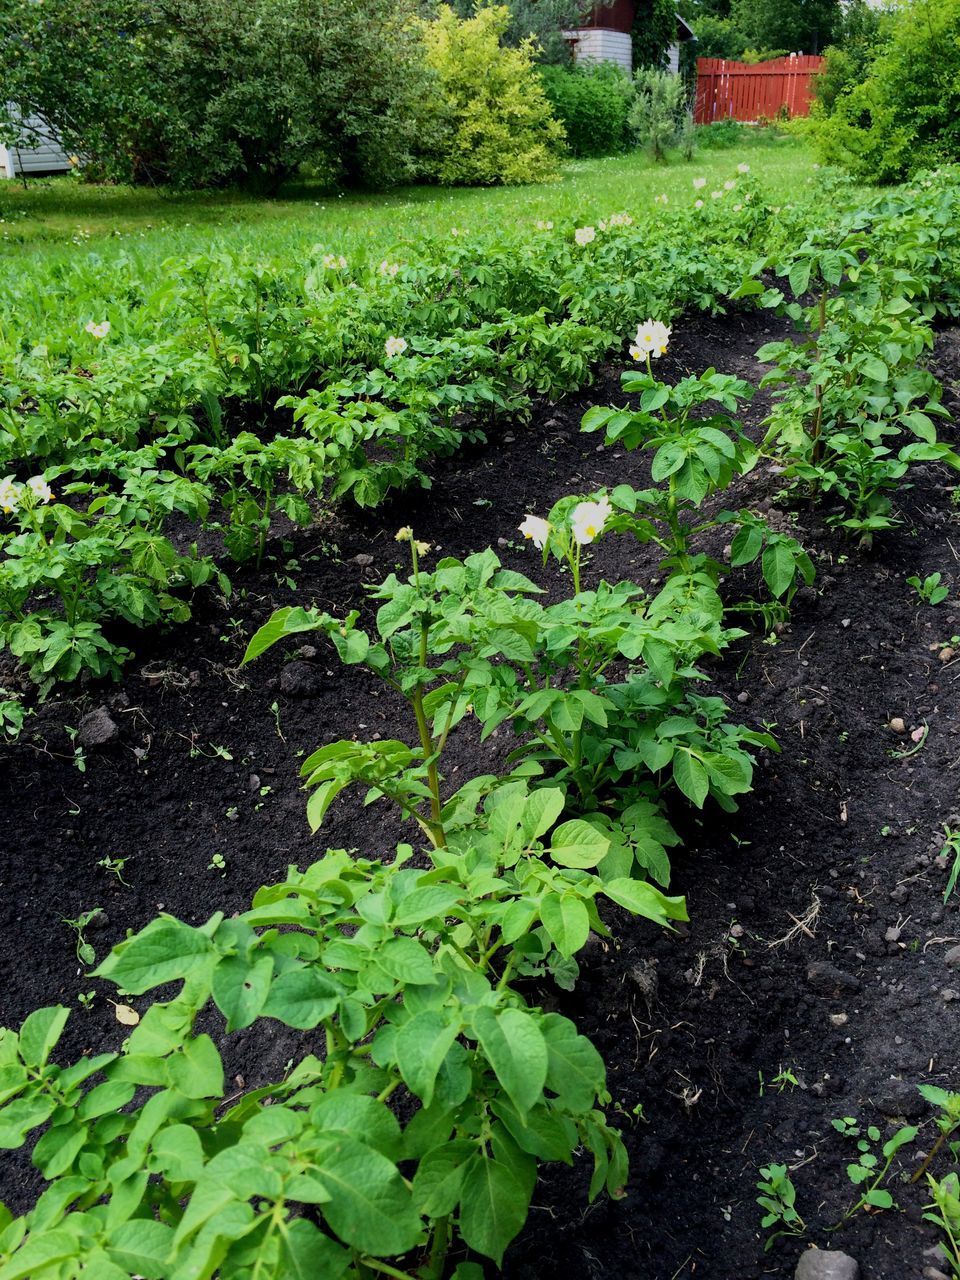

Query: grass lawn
left=2, top=132, right=819, bottom=279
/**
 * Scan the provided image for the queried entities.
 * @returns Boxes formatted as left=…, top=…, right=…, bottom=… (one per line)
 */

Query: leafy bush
left=419, top=5, right=565, bottom=185
left=0, top=0, right=435, bottom=189
left=628, top=67, right=688, bottom=161
left=809, top=0, right=960, bottom=182
left=539, top=64, right=633, bottom=157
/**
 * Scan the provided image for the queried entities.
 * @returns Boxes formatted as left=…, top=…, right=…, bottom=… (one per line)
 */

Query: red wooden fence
left=694, top=55, right=825, bottom=125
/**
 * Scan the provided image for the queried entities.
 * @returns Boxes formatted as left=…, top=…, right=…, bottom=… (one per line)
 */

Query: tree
left=810, top=0, right=960, bottom=181
left=0, top=0, right=436, bottom=189
left=731, top=0, right=841, bottom=55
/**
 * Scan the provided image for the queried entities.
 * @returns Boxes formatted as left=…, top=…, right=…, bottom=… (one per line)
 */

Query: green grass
left=2, top=133, right=817, bottom=279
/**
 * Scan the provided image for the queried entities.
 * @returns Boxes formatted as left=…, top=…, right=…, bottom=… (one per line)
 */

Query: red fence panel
left=694, top=56, right=824, bottom=126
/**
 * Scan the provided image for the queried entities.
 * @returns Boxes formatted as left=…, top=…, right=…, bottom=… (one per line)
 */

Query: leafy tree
left=731, top=0, right=840, bottom=55
left=632, top=0, right=678, bottom=69
left=0, top=0, right=435, bottom=189
left=813, top=0, right=891, bottom=115
left=419, top=5, right=565, bottom=185
left=628, top=65, right=687, bottom=159
left=811, top=0, right=960, bottom=181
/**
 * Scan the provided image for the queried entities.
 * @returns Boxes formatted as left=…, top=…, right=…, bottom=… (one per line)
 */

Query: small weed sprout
left=907, top=572, right=950, bottom=606
left=757, top=1163, right=806, bottom=1248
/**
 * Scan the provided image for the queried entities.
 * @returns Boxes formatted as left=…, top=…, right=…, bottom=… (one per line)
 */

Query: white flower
left=378, top=260, right=400, bottom=277
left=27, top=476, right=53, bottom=504
left=0, top=476, right=20, bottom=514
left=85, top=320, right=110, bottom=338
left=628, top=344, right=644, bottom=361
left=322, top=254, right=347, bottom=270
left=574, top=226, right=596, bottom=246
left=450, top=227, right=464, bottom=237
left=570, top=497, right=612, bottom=546
left=693, top=177, right=707, bottom=190
left=415, top=540, right=431, bottom=557
left=395, top=526, right=413, bottom=542
left=598, top=219, right=608, bottom=232
left=654, top=193, right=668, bottom=204
left=384, top=336, right=408, bottom=359
left=694, top=199, right=704, bottom=209
left=737, top=162, right=750, bottom=174
left=733, top=203, right=743, bottom=213
left=711, top=190, right=723, bottom=199
left=633, top=319, right=671, bottom=358
left=534, top=219, right=554, bottom=231
left=519, top=515, right=551, bottom=549
left=723, top=179, right=736, bottom=191
left=607, top=212, right=634, bottom=227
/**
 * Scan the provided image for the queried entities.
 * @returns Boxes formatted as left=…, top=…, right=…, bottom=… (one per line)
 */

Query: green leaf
left=864, top=1188, right=893, bottom=1209
left=242, top=607, right=318, bottom=665
left=281, top=1219, right=351, bottom=1279
left=106, top=1220, right=174, bottom=1280
left=314, top=1134, right=421, bottom=1257
left=211, top=953, right=274, bottom=1032
left=411, top=1140, right=476, bottom=1216
left=518, top=788, right=565, bottom=843
left=378, top=937, right=436, bottom=986
left=396, top=1012, right=460, bottom=1108
left=672, top=751, right=709, bottom=807
left=550, top=819, right=609, bottom=869
left=263, top=968, right=340, bottom=1029
left=761, top=543, right=796, bottom=599
left=471, top=1006, right=548, bottom=1118
left=458, top=1155, right=530, bottom=1265
left=17, top=1008, right=69, bottom=1070
left=95, top=917, right=214, bottom=994
left=0, top=1228, right=78, bottom=1280
left=539, top=893, right=590, bottom=959
left=540, top=1013, right=605, bottom=1112
left=603, top=878, right=688, bottom=927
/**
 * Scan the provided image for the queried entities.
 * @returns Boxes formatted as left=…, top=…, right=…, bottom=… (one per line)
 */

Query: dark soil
left=2, top=307, right=960, bottom=1279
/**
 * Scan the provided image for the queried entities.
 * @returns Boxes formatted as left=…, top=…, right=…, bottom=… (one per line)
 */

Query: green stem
left=424, top=1215, right=451, bottom=1280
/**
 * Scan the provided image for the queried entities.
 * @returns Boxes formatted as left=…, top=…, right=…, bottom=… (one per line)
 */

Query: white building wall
left=666, top=42, right=680, bottom=74
left=571, top=29, right=633, bottom=75
left=1, top=113, right=71, bottom=179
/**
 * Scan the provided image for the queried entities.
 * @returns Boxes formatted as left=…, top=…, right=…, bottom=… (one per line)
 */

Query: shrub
left=809, top=0, right=960, bottom=182
left=0, top=0, right=435, bottom=189
left=539, top=63, right=633, bottom=157
left=419, top=5, right=565, bottom=185
left=628, top=66, right=688, bottom=161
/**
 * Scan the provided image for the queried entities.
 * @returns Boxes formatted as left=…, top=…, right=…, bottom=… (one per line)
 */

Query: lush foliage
left=810, top=0, right=960, bottom=182
left=0, top=0, right=435, bottom=190
left=629, top=67, right=689, bottom=161
left=539, top=63, right=633, bottom=158
left=420, top=5, right=565, bottom=186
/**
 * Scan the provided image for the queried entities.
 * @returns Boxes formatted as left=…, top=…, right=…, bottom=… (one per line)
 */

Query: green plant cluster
left=0, top=168, right=800, bottom=689
left=809, top=0, right=960, bottom=183
left=740, top=173, right=960, bottom=537
left=539, top=63, right=634, bottom=159
left=0, top=0, right=563, bottom=192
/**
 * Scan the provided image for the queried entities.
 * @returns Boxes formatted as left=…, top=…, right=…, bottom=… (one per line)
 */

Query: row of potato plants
left=0, top=168, right=890, bottom=690
left=4, top=187, right=960, bottom=1267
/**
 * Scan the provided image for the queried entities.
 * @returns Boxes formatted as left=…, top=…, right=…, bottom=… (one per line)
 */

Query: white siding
left=570, top=29, right=633, bottom=75
left=1, top=113, right=71, bottom=178
left=666, top=42, right=680, bottom=74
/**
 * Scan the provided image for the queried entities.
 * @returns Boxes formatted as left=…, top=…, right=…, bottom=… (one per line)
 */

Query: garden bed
left=1, top=306, right=959, bottom=1278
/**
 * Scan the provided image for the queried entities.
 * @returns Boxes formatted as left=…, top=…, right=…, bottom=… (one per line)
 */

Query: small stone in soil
left=944, top=945, right=960, bottom=968
left=806, top=961, right=861, bottom=996
left=78, top=706, right=120, bottom=748
left=942, top=988, right=960, bottom=1002
left=279, top=661, right=324, bottom=697
left=888, top=717, right=906, bottom=734
left=794, top=1249, right=859, bottom=1280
